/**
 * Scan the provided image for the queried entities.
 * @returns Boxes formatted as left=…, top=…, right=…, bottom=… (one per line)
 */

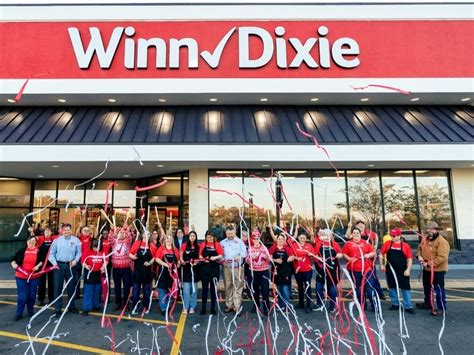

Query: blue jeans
left=276, top=284, right=291, bottom=308
left=351, top=271, right=376, bottom=309
left=158, top=287, right=171, bottom=311
left=113, top=267, right=132, bottom=307
left=16, top=277, right=40, bottom=317
left=53, top=262, right=76, bottom=312
left=133, top=282, right=151, bottom=309
left=316, top=281, right=337, bottom=309
left=389, top=288, right=413, bottom=309
left=83, top=283, right=101, bottom=311
left=182, top=282, right=198, bottom=310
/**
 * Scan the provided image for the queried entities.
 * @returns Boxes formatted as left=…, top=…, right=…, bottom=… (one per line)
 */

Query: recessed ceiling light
left=158, top=98, right=167, bottom=103
left=7, top=99, right=16, bottom=103
left=57, top=98, right=66, bottom=103
left=108, top=98, right=117, bottom=103
left=123, top=174, right=130, bottom=178
left=260, top=98, right=269, bottom=102
left=157, top=164, right=164, bottom=168
left=37, top=175, right=44, bottom=178
left=367, top=164, right=375, bottom=167
left=209, top=98, right=218, bottom=102
left=51, top=165, right=59, bottom=168
left=310, top=97, right=319, bottom=102
left=360, top=98, right=369, bottom=102
left=410, top=97, right=420, bottom=102
left=461, top=97, right=471, bottom=102
left=262, top=164, right=270, bottom=167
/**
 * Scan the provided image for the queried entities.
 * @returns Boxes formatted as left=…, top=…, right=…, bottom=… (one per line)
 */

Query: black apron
left=272, top=247, right=292, bottom=285
left=157, top=250, right=178, bottom=290
left=39, top=237, right=53, bottom=267
left=133, top=247, right=153, bottom=284
left=182, top=245, right=200, bottom=283
left=386, top=242, right=410, bottom=290
left=315, top=243, right=340, bottom=284
left=200, top=244, right=220, bottom=282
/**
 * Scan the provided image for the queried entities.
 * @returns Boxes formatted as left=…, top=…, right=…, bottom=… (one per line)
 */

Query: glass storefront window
left=209, top=170, right=243, bottom=239
left=114, top=207, right=136, bottom=229
left=0, top=208, right=30, bottom=240
left=382, top=170, right=418, bottom=244
left=85, top=181, right=110, bottom=205
left=243, top=170, right=274, bottom=235
left=416, top=170, right=455, bottom=247
left=148, top=176, right=181, bottom=204
left=58, top=180, right=84, bottom=205
left=0, top=179, right=31, bottom=207
left=113, top=180, right=137, bottom=208
left=346, top=170, right=384, bottom=238
left=313, top=171, right=348, bottom=241
left=33, top=180, right=57, bottom=207
left=277, top=170, right=313, bottom=232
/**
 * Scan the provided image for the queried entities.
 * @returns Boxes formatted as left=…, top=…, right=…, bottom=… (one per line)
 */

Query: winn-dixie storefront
left=0, top=1, right=473, bottom=262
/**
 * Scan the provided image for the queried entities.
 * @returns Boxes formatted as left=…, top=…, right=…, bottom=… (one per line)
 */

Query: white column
left=188, top=168, right=209, bottom=241
left=451, top=168, right=474, bottom=241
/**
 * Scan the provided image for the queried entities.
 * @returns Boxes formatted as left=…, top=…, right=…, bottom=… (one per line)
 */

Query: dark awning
left=0, top=105, right=472, bottom=144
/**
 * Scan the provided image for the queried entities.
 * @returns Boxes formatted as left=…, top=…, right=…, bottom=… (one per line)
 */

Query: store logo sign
left=68, top=25, right=360, bottom=70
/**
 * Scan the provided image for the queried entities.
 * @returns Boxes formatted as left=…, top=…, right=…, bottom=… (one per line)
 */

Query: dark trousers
left=352, top=271, right=376, bottom=309
left=423, top=270, right=447, bottom=310
left=249, top=270, right=270, bottom=310
left=53, top=262, right=76, bottom=312
left=244, top=267, right=252, bottom=298
left=16, top=277, right=40, bottom=317
left=38, top=271, right=54, bottom=303
left=369, top=266, right=385, bottom=297
left=295, top=271, right=312, bottom=308
left=316, top=280, right=337, bottom=309
left=73, top=263, right=82, bottom=299
left=113, top=267, right=132, bottom=307
left=201, top=278, right=217, bottom=311
left=133, top=282, right=151, bottom=309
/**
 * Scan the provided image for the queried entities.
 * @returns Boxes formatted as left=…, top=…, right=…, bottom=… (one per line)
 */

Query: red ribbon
left=197, top=185, right=265, bottom=212
left=134, top=180, right=168, bottom=192
left=350, top=84, right=411, bottom=95
left=104, top=181, right=118, bottom=215
left=13, top=72, right=51, bottom=102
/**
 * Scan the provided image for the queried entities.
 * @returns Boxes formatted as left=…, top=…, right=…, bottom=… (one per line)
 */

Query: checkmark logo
left=200, top=27, right=236, bottom=69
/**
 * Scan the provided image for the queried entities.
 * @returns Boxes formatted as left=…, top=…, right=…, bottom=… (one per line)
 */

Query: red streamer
left=104, top=181, right=118, bottom=215
left=350, top=84, right=411, bottom=95
left=295, top=122, right=340, bottom=178
left=134, top=180, right=168, bottom=192
left=13, top=72, right=51, bottom=102
left=197, top=185, right=265, bottom=212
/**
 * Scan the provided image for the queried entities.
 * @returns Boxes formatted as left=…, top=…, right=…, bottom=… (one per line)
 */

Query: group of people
left=11, top=218, right=450, bottom=321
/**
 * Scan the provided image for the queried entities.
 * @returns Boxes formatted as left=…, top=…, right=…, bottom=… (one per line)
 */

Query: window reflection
left=0, top=179, right=31, bottom=207
left=85, top=181, right=110, bottom=205
left=0, top=208, right=30, bottom=240
left=416, top=170, right=455, bottom=247
left=113, top=180, right=137, bottom=208
left=58, top=180, right=84, bottom=205
left=312, top=171, right=348, bottom=240
left=34, top=180, right=57, bottom=207
left=346, top=170, right=383, bottom=238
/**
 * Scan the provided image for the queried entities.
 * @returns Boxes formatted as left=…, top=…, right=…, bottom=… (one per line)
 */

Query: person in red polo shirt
left=379, top=228, right=415, bottom=314
left=289, top=226, right=316, bottom=313
left=82, top=239, right=107, bottom=316
left=342, top=227, right=377, bottom=311
left=11, top=235, right=47, bottom=321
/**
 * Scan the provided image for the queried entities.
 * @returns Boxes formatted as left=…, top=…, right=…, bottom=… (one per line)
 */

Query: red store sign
left=0, top=20, right=472, bottom=79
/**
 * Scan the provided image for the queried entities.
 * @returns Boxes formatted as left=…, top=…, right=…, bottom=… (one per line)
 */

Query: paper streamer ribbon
left=295, top=122, right=340, bottom=178
left=350, top=84, right=411, bottom=95
left=197, top=185, right=265, bottom=212
left=134, top=180, right=168, bottom=192
left=13, top=72, right=51, bottom=102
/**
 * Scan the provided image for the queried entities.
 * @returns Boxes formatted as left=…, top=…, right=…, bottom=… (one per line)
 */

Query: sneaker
left=14, top=315, right=22, bottom=321
left=312, top=305, right=323, bottom=312
left=82, top=311, right=89, bottom=316
left=405, top=308, right=416, bottom=315
left=189, top=309, right=195, bottom=314
left=416, top=302, right=431, bottom=310
left=389, top=305, right=399, bottom=311
left=182, top=309, right=188, bottom=314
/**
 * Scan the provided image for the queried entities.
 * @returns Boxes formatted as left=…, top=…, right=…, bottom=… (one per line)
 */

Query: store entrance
left=147, top=204, right=181, bottom=234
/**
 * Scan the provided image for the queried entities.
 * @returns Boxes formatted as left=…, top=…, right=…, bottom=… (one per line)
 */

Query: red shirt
left=361, top=230, right=377, bottom=244
left=79, top=234, right=92, bottom=263
left=288, top=239, right=315, bottom=273
left=16, top=247, right=39, bottom=279
left=129, top=240, right=158, bottom=256
left=342, top=240, right=374, bottom=272
left=84, top=249, right=106, bottom=272
left=37, top=235, right=56, bottom=248
left=198, top=241, right=224, bottom=256
left=101, top=239, right=111, bottom=257
left=380, top=241, right=413, bottom=259
left=154, top=245, right=180, bottom=260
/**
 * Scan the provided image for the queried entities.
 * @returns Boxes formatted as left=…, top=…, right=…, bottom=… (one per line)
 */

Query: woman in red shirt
left=154, top=235, right=181, bottom=316
left=11, top=235, right=47, bottom=321
left=82, top=239, right=106, bottom=315
left=342, top=227, right=377, bottom=311
left=198, top=230, right=223, bottom=315
left=289, top=226, right=316, bottom=313
left=246, top=229, right=271, bottom=315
